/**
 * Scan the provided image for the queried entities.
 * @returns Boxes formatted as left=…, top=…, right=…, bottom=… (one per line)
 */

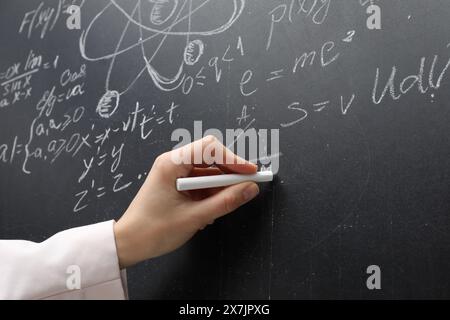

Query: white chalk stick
left=176, top=171, right=274, bottom=191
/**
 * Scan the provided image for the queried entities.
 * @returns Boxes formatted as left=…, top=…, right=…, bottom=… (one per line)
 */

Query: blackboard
left=1, top=0, right=450, bottom=299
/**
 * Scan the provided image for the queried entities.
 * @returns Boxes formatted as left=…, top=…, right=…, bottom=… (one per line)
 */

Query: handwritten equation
left=0, top=0, right=449, bottom=214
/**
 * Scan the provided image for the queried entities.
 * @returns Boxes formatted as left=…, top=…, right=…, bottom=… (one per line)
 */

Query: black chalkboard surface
left=1, top=0, right=450, bottom=299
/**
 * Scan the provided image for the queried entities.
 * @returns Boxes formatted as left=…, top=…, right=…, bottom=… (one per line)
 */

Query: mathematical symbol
left=266, top=69, right=284, bottom=82
left=313, top=101, right=330, bottom=112
left=156, top=117, right=165, bottom=124
left=340, top=94, right=356, bottom=115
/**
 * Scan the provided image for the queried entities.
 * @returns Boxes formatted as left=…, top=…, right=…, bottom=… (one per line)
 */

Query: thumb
left=191, top=182, right=259, bottom=222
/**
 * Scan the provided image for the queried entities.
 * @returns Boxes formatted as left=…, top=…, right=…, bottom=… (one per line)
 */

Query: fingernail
left=243, top=184, right=259, bottom=202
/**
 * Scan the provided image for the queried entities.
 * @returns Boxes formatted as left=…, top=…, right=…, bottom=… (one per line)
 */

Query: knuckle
left=153, top=153, right=169, bottom=170
left=153, top=154, right=164, bottom=167
left=204, top=135, right=217, bottom=145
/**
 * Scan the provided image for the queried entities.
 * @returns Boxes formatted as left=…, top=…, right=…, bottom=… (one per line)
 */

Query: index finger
left=169, top=135, right=257, bottom=178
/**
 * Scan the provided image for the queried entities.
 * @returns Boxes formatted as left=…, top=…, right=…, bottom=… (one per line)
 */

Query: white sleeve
left=0, top=220, right=128, bottom=300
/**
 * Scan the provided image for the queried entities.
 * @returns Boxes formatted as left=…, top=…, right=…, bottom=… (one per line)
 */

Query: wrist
left=113, top=220, right=136, bottom=269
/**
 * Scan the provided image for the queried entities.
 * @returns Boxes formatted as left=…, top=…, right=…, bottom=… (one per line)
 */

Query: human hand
left=113, top=136, right=259, bottom=268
